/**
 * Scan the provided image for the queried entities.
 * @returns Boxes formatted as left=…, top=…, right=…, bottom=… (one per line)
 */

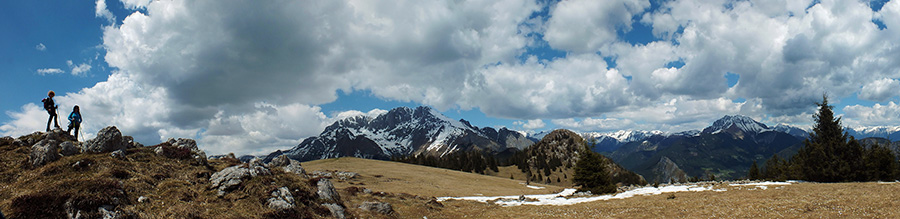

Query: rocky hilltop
left=0, top=128, right=402, bottom=218
left=508, top=129, right=645, bottom=187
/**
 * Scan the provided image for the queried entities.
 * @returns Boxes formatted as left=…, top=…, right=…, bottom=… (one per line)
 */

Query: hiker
left=42, top=90, right=60, bottom=131
left=67, top=105, right=82, bottom=140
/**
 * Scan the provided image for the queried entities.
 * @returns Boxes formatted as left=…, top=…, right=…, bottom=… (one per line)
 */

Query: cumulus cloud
left=551, top=117, right=636, bottom=132
left=514, top=119, right=546, bottom=130
left=544, top=0, right=651, bottom=52
left=94, top=0, right=115, bottom=24
left=36, top=68, right=64, bottom=75
left=461, top=54, right=634, bottom=119
left=843, top=102, right=900, bottom=127
left=859, top=78, right=900, bottom=101
left=9, top=0, right=900, bottom=156
left=67, top=60, right=92, bottom=76
left=35, top=43, right=46, bottom=51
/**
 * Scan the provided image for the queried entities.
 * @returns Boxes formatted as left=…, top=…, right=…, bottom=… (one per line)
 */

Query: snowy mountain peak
left=583, top=130, right=664, bottom=142
left=702, top=115, right=769, bottom=134
left=268, top=106, right=534, bottom=162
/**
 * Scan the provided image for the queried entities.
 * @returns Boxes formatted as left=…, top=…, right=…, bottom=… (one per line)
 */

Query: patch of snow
left=525, top=185, right=545, bottom=189
left=729, top=181, right=792, bottom=186
left=438, top=184, right=716, bottom=207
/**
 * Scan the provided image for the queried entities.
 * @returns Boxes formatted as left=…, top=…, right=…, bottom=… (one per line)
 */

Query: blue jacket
left=68, top=112, right=82, bottom=124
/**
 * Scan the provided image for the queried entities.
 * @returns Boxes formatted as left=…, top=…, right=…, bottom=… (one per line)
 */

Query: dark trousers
left=67, top=123, right=80, bottom=140
left=46, top=109, right=60, bottom=131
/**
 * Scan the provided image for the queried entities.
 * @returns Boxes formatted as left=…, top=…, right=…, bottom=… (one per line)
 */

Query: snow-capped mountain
left=847, top=126, right=900, bottom=140
left=772, top=124, right=810, bottom=139
left=702, top=115, right=770, bottom=135
left=584, top=130, right=665, bottom=143
left=265, top=106, right=533, bottom=162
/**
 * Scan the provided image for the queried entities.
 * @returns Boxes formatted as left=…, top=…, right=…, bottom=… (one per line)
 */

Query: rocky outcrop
left=321, top=203, right=346, bottom=219
left=155, top=138, right=207, bottom=164
left=209, top=162, right=271, bottom=196
left=30, top=139, right=60, bottom=168
left=83, top=126, right=129, bottom=153
left=266, top=187, right=295, bottom=210
left=316, top=178, right=341, bottom=203
left=267, top=155, right=306, bottom=175
left=358, top=201, right=393, bottom=215
left=651, top=156, right=689, bottom=184
left=111, top=149, right=126, bottom=160
left=60, top=141, right=81, bottom=156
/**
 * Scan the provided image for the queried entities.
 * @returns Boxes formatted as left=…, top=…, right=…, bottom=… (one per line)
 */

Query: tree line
left=392, top=150, right=499, bottom=174
left=747, top=96, right=900, bottom=182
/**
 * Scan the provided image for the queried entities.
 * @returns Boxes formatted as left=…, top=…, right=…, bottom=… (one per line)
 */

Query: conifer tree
left=573, top=150, right=615, bottom=194
left=747, top=161, right=761, bottom=180
left=794, top=95, right=864, bottom=182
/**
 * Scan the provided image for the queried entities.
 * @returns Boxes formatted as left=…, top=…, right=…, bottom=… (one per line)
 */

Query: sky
left=2, top=0, right=900, bottom=156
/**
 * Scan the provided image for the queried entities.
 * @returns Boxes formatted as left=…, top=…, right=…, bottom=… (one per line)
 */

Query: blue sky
left=3, top=0, right=900, bottom=156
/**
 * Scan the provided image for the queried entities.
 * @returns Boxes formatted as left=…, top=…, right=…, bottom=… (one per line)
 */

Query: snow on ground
left=438, top=184, right=716, bottom=207
left=729, top=181, right=793, bottom=190
left=525, top=185, right=545, bottom=189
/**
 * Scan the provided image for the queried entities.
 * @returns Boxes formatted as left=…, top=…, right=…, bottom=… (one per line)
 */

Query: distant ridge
left=265, top=106, right=533, bottom=162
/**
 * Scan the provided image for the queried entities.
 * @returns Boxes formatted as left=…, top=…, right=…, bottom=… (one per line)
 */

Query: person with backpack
left=42, top=90, right=60, bottom=132
left=67, top=105, right=82, bottom=140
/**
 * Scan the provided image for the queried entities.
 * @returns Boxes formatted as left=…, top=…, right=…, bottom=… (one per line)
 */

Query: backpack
left=42, top=98, right=53, bottom=110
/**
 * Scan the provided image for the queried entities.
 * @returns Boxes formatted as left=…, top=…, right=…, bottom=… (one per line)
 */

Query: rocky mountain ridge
left=266, top=106, right=533, bottom=162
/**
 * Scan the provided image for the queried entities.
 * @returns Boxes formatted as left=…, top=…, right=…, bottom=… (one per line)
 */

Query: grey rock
left=268, top=155, right=306, bottom=175
left=321, top=203, right=346, bottom=219
left=363, top=188, right=372, bottom=194
left=43, top=128, right=72, bottom=142
left=111, top=150, right=126, bottom=160
left=335, top=172, right=358, bottom=180
left=98, top=205, right=124, bottom=219
left=209, top=163, right=271, bottom=196
left=137, top=196, right=150, bottom=203
left=266, top=187, right=295, bottom=210
left=358, top=201, right=394, bottom=215
left=60, top=141, right=81, bottom=156
left=30, top=139, right=60, bottom=168
left=317, top=178, right=341, bottom=203
left=84, top=126, right=128, bottom=153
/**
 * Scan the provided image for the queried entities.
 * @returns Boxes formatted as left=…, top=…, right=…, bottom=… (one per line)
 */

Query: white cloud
left=95, top=0, right=115, bottom=24
left=461, top=54, right=633, bottom=119
left=67, top=60, right=92, bottom=76
left=35, top=43, right=46, bottom=51
left=843, top=102, right=900, bottom=127
left=543, top=0, right=651, bottom=53
left=514, top=119, right=545, bottom=130
left=36, top=68, right=64, bottom=75
left=858, top=78, right=900, bottom=101
left=551, top=117, right=635, bottom=132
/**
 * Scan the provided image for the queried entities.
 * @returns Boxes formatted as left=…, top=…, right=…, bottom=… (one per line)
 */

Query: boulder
left=158, top=138, right=207, bottom=164
left=83, top=126, right=128, bottom=153
left=267, top=155, right=306, bottom=175
left=209, top=162, right=271, bottom=196
left=123, top=136, right=143, bottom=148
left=266, top=187, right=295, bottom=210
left=60, top=141, right=81, bottom=156
left=30, top=139, right=60, bottom=168
left=321, top=203, right=346, bottom=219
left=358, top=201, right=394, bottom=215
left=111, top=150, right=126, bottom=160
left=317, top=178, right=341, bottom=203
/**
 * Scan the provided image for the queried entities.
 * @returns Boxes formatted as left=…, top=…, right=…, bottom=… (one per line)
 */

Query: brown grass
left=305, top=157, right=900, bottom=219
left=302, top=157, right=566, bottom=197
left=0, top=140, right=328, bottom=219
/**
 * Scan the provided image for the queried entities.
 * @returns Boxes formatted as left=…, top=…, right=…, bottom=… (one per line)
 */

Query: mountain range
left=265, top=106, right=533, bottom=162
left=262, top=106, right=900, bottom=182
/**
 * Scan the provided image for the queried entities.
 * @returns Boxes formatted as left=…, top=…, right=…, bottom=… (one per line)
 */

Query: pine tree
left=573, top=150, right=615, bottom=194
left=794, top=95, right=864, bottom=182
left=747, top=161, right=761, bottom=180
left=763, top=154, right=785, bottom=180
left=864, top=143, right=900, bottom=181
